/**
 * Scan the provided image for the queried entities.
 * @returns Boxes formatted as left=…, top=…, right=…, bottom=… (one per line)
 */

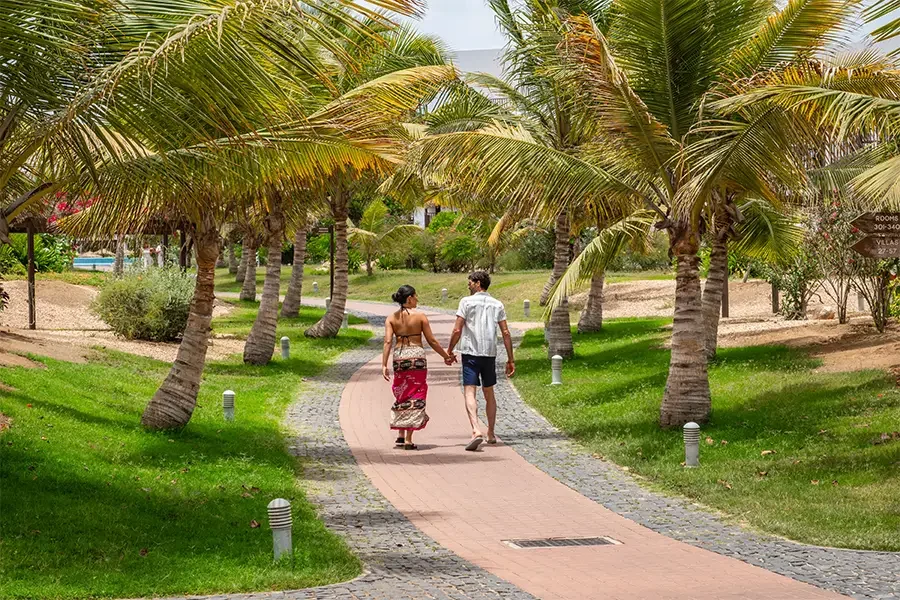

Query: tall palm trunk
left=577, top=273, right=604, bottom=333
left=113, top=235, right=125, bottom=277
left=365, top=255, right=374, bottom=277
left=306, top=186, right=348, bottom=338
left=701, top=235, right=728, bottom=360
left=239, top=236, right=257, bottom=302
left=244, top=203, right=285, bottom=365
left=660, top=227, right=710, bottom=427
left=539, top=211, right=570, bottom=306
left=236, top=234, right=249, bottom=283
left=227, top=242, right=238, bottom=275
left=141, top=220, right=220, bottom=430
left=547, top=298, right=574, bottom=358
left=281, top=225, right=307, bottom=318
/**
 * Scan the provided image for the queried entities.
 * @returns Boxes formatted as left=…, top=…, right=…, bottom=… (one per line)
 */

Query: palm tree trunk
left=236, top=234, right=249, bottom=283
left=244, top=203, right=285, bottom=366
left=113, top=235, right=125, bottom=277
left=281, top=226, right=307, bottom=318
left=540, top=211, right=570, bottom=306
left=701, top=236, right=728, bottom=360
left=547, top=298, right=574, bottom=358
left=239, top=237, right=257, bottom=302
left=306, top=185, right=348, bottom=338
left=227, top=243, right=238, bottom=275
left=577, top=273, right=604, bottom=333
left=660, top=233, right=710, bottom=428
left=141, top=220, right=220, bottom=430
left=365, top=256, right=374, bottom=277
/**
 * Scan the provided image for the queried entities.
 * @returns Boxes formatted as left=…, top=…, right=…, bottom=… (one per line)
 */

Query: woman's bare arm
left=382, top=317, right=394, bottom=381
left=421, top=315, right=450, bottom=360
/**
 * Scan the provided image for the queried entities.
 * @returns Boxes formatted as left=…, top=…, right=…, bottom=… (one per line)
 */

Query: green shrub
left=92, top=267, right=195, bottom=341
left=438, top=232, right=481, bottom=272
left=0, top=234, right=75, bottom=274
left=306, top=234, right=330, bottom=263
left=516, top=230, right=555, bottom=269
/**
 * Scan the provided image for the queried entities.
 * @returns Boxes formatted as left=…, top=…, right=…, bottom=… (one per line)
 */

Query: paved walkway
left=335, top=301, right=850, bottom=600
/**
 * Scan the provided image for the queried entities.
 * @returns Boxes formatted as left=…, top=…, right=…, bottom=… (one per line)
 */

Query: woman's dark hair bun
left=392, top=285, right=416, bottom=306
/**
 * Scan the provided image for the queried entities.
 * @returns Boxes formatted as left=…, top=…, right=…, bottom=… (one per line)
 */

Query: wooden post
left=328, top=224, right=334, bottom=299
left=771, top=283, right=779, bottom=314
left=26, top=220, right=36, bottom=330
left=721, top=273, right=730, bottom=318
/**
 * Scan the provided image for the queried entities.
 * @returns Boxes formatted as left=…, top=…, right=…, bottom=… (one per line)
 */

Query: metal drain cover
left=503, top=536, right=621, bottom=549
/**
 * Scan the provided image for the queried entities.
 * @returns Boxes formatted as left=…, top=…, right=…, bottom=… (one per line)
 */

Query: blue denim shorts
left=461, top=354, right=497, bottom=388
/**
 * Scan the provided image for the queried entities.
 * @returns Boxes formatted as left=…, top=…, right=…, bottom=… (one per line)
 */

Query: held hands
left=444, top=351, right=458, bottom=366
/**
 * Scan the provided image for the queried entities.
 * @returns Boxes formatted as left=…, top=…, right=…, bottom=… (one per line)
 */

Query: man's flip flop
left=465, top=436, right=484, bottom=451
left=486, top=438, right=497, bottom=445
left=395, top=436, right=405, bottom=447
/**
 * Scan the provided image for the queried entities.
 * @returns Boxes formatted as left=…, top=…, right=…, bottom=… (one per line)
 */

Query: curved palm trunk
left=547, top=298, right=574, bottom=358
left=227, top=243, right=238, bottom=275
left=577, top=273, right=604, bottom=333
left=281, top=226, right=307, bottom=318
left=244, top=204, right=285, bottom=366
left=141, top=221, right=220, bottom=430
left=239, top=237, right=257, bottom=302
left=660, top=236, right=710, bottom=428
left=701, top=236, right=728, bottom=360
left=539, top=211, right=570, bottom=306
left=113, top=235, right=125, bottom=277
left=235, top=234, right=249, bottom=283
left=306, top=186, right=348, bottom=338
left=365, top=256, right=374, bottom=277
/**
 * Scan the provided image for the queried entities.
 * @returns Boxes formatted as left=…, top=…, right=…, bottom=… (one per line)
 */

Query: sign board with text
left=850, top=213, right=900, bottom=259
left=851, top=234, right=900, bottom=259
left=851, top=212, right=900, bottom=235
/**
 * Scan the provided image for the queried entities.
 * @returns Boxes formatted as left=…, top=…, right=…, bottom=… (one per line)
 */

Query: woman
left=382, top=285, right=453, bottom=450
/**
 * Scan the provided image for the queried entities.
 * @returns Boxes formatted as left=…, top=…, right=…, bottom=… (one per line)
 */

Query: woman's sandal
left=403, top=443, right=418, bottom=450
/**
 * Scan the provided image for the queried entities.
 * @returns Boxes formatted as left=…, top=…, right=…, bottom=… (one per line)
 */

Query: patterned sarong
left=390, top=345, right=429, bottom=431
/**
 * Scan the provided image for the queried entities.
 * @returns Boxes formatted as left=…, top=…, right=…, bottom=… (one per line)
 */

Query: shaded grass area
left=513, top=318, right=900, bottom=551
left=213, top=301, right=367, bottom=339
left=0, top=304, right=370, bottom=599
left=213, top=267, right=673, bottom=321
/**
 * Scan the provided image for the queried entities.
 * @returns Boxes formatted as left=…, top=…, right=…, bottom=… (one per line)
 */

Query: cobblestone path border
left=489, top=332, right=899, bottom=600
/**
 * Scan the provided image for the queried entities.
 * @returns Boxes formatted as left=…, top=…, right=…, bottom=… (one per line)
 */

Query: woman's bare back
left=389, top=309, right=425, bottom=346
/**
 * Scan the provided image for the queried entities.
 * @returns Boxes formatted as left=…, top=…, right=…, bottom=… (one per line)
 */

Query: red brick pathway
left=334, top=301, right=844, bottom=600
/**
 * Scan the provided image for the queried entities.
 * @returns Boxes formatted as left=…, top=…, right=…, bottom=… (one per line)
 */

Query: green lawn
left=214, top=267, right=673, bottom=321
left=513, top=318, right=900, bottom=551
left=4, top=270, right=111, bottom=287
left=0, top=303, right=369, bottom=599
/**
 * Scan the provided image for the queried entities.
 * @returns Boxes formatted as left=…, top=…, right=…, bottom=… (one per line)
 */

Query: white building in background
left=411, top=48, right=504, bottom=228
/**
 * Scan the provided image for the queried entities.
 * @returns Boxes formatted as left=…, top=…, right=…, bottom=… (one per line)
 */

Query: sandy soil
left=0, top=279, right=896, bottom=376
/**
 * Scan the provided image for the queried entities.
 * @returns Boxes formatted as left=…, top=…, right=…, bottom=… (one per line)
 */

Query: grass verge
left=0, top=303, right=370, bottom=599
left=512, top=318, right=900, bottom=551
left=213, top=267, right=672, bottom=321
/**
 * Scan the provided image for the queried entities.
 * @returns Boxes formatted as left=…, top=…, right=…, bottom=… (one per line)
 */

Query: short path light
left=280, top=336, right=290, bottom=360
left=267, top=498, right=292, bottom=560
left=441, top=288, right=448, bottom=303
left=551, top=355, right=563, bottom=385
left=223, top=390, right=235, bottom=421
left=312, top=281, right=319, bottom=293
left=325, top=297, right=331, bottom=311
left=524, top=299, right=531, bottom=318
left=342, top=311, right=349, bottom=330
left=683, top=422, right=700, bottom=467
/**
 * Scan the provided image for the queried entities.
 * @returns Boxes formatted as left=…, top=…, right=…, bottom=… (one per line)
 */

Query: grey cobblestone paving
left=488, top=333, right=900, bottom=600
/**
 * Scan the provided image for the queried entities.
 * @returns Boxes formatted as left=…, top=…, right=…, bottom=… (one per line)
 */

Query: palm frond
left=731, top=198, right=805, bottom=263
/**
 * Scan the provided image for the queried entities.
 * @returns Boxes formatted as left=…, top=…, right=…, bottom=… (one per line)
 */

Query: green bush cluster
left=92, top=267, right=195, bottom=341
left=0, top=234, right=75, bottom=275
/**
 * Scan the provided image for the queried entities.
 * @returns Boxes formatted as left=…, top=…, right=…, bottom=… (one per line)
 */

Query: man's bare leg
left=464, top=385, right=483, bottom=438
left=483, top=385, right=497, bottom=442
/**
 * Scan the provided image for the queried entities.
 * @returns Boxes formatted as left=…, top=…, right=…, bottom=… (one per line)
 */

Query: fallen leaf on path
left=757, top=471, right=768, bottom=477
left=139, top=548, right=148, bottom=557
left=241, top=492, right=252, bottom=498
left=250, top=520, right=260, bottom=528
left=717, top=479, right=732, bottom=490
left=705, top=437, right=714, bottom=445
left=811, top=480, right=820, bottom=485
left=720, top=440, right=728, bottom=446
left=761, top=450, right=776, bottom=456
left=817, top=429, right=828, bottom=435
left=26, top=404, right=32, bottom=408
left=832, top=480, right=839, bottom=486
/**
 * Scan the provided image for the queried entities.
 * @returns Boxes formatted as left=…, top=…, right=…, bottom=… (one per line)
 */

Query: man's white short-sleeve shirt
left=455, top=292, right=507, bottom=357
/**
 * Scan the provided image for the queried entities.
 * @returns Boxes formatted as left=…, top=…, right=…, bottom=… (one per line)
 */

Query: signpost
left=851, top=213, right=900, bottom=259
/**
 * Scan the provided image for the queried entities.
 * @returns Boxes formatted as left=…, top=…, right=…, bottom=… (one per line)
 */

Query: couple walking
left=381, top=271, right=515, bottom=451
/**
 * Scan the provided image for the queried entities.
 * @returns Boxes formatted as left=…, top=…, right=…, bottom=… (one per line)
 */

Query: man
left=446, top=270, right=515, bottom=451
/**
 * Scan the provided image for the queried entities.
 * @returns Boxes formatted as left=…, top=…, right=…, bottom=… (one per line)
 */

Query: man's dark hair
left=468, top=270, right=491, bottom=291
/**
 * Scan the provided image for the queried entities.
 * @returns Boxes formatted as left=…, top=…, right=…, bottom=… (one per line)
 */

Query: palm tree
left=408, top=0, right=859, bottom=426
left=243, top=193, right=285, bottom=365
left=281, top=213, right=309, bottom=318
left=239, top=232, right=259, bottom=302
left=349, top=198, right=419, bottom=276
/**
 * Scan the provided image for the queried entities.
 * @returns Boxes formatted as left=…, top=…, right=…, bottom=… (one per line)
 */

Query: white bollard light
left=524, top=299, right=531, bottom=318
left=857, top=292, right=866, bottom=312
left=312, top=281, right=319, bottom=293
left=223, top=390, right=235, bottom=421
left=342, top=311, right=349, bottom=329
left=325, top=297, right=331, bottom=311
left=683, top=422, right=700, bottom=467
left=280, top=336, right=290, bottom=360
left=267, top=498, right=293, bottom=561
left=441, top=288, right=448, bottom=303
left=551, top=355, right=563, bottom=385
